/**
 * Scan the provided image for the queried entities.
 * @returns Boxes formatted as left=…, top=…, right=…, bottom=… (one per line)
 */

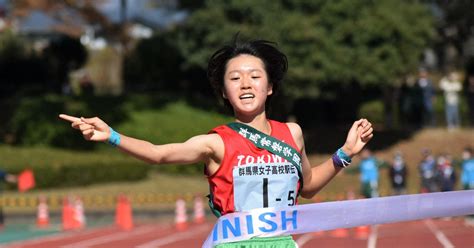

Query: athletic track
left=3, top=218, right=473, bottom=248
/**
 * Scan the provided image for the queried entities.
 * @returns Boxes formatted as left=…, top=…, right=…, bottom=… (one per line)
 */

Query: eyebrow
left=227, top=69, right=263, bottom=74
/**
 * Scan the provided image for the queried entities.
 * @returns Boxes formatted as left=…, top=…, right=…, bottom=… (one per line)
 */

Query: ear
left=267, top=83, right=273, bottom=96
left=222, top=91, right=227, bottom=99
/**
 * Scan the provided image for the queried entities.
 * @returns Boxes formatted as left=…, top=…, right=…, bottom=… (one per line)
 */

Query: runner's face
left=223, top=54, right=273, bottom=115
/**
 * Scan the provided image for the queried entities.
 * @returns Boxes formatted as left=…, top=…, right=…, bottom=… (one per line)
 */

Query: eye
left=231, top=77, right=240, bottom=81
left=252, top=76, right=261, bottom=79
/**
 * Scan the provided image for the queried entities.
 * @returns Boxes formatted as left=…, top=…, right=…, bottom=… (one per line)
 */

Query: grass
left=0, top=145, right=136, bottom=168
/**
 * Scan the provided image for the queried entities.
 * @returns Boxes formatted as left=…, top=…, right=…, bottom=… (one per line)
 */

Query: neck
left=234, top=111, right=271, bottom=135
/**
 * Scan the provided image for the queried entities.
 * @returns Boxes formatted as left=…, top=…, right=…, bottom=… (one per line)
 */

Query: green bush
left=5, top=94, right=129, bottom=149
left=117, top=101, right=232, bottom=174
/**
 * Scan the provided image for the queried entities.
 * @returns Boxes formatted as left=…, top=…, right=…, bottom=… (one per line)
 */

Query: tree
left=42, top=35, right=88, bottom=93
left=428, top=0, right=474, bottom=69
left=175, top=0, right=434, bottom=101
left=0, top=30, right=49, bottom=96
left=124, top=32, right=184, bottom=92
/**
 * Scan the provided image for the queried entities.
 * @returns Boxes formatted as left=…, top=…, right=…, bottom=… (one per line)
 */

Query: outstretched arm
left=290, top=119, right=373, bottom=198
left=59, top=114, right=221, bottom=165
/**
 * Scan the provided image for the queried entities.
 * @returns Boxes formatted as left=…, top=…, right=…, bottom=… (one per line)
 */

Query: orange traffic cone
left=36, top=195, right=49, bottom=228
left=193, top=196, right=205, bottom=224
left=115, top=194, right=133, bottom=230
left=330, top=227, right=349, bottom=238
left=62, top=197, right=75, bottom=231
left=72, top=197, right=86, bottom=230
left=175, top=198, right=188, bottom=231
left=313, top=230, right=325, bottom=237
left=355, top=225, right=370, bottom=239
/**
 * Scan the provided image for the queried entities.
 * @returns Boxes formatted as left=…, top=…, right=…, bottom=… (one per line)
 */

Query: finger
left=360, top=119, right=371, bottom=128
left=84, top=131, right=94, bottom=140
left=362, top=133, right=374, bottom=142
left=59, top=114, right=81, bottom=123
left=79, top=124, right=93, bottom=132
left=71, top=121, right=84, bottom=129
left=352, top=119, right=364, bottom=130
left=71, top=119, right=88, bottom=130
left=81, top=117, right=102, bottom=126
left=83, top=128, right=95, bottom=136
left=362, top=122, right=372, bottom=132
left=362, top=127, right=373, bottom=137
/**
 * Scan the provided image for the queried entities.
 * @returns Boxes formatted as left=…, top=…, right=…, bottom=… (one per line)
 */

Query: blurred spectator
left=436, top=154, right=456, bottom=192
left=399, top=76, right=423, bottom=129
left=62, top=82, right=72, bottom=95
left=439, top=72, right=462, bottom=130
left=79, top=72, right=95, bottom=96
left=460, top=147, right=474, bottom=227
left=0, top=169, right=17, bottom=230
left=461, top=147, right=474, bottom=190
left=465, top=74, right=474, bottom=126
left=417, top=68, right=436, bottom=127
left=357, top=148, right=380, bottom=198
left=389, top=152, right=408, bottom=195
left=418, top=149, right=438, bottom=193
left=398, top=80, right=411, bottom=126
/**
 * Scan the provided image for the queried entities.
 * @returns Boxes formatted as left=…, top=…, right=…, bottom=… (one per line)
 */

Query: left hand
left=341, top=119, right=373, bottom=157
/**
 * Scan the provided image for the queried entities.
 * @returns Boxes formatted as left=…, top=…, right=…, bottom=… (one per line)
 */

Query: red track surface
left=4, top=218, right=473, bottom=248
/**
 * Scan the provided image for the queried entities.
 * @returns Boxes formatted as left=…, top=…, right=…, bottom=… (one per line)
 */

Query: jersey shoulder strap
left=226, top=122, right=304, bottom=190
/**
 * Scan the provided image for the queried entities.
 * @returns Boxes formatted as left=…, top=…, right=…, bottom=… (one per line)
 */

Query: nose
left=241, top=76, right=251, bottom=89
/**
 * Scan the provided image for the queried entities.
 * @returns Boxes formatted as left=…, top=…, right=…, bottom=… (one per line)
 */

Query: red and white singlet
left=206, top=120, right=302, bottom=216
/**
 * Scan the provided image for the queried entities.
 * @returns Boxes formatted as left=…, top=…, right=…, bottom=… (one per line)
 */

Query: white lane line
left=136, top=225, right=210, bottom=248
left=424, top=219, right=454, bottom=248
left=60, top=225, right=159, bottom=248
left=295, top=233, right=315, bottom=247
left=367, top=225, right=378, bottom=248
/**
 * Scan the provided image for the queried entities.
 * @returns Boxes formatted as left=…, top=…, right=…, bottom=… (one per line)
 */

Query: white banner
left=202, top=190, right=474, bottom=247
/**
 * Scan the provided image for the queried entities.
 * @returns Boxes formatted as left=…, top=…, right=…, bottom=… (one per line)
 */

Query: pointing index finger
left=59, top=114, right=81, bottom=123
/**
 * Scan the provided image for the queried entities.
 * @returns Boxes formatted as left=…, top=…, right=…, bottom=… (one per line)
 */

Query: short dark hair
left=465, top=147, right=473, bottom=154
left=207, top=36, right=288, bottom=111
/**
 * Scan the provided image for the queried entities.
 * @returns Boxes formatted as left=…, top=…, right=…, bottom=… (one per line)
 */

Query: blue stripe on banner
left=202, top=190, right=474, bottom=247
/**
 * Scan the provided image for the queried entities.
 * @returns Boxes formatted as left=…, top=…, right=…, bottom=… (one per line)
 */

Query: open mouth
left=239, top=93, right=255, bottom=100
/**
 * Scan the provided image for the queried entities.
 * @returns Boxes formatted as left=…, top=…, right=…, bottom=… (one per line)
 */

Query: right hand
left=59, top=114, right=110, bottom=142
left=341, top=118, right=373, bottom=157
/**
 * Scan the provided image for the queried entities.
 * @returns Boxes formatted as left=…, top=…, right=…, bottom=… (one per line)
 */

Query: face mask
left=463, top=152, right=471, bottom=160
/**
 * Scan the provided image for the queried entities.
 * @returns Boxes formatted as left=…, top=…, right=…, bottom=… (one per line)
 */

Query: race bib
left=233, top=162, right=299, bottom=211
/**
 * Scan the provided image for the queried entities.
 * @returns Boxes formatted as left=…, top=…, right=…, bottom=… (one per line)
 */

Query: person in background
left=461, top=147, right=474, bottom=226
left=0, top=169, right=17, bottom=230
left=436, top=154, right=456, bottom=192
left=464, top=74, right=474, bottom=126
left=417, top=68, right=436, bottom=127
left=389, top=151, right=408, bottom=195
left=460, top=147, right=474, bottom=226
left=357, top=148, right=380, bottom=198
left=418, top=149, right=438, bottom=193
left=439, top=72, right=462, bottom=130
left=461, top=147, right=474, bottom=190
